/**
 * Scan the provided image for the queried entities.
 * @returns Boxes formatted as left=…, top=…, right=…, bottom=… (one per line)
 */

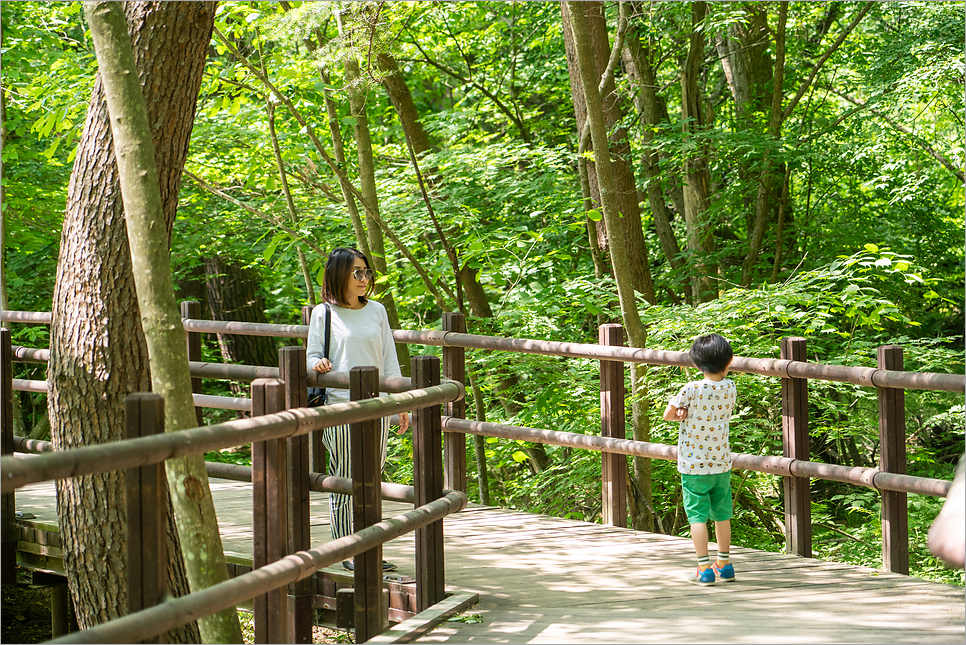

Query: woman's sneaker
left=713, top=562, right=735, bottom=582
left=687, top=566, right=715, bottom=586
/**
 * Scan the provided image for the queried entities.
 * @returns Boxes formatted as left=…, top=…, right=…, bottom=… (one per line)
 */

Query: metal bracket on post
left=350, top=366, right=385, bottom=642
left=279, top=346, right=313, bottom=643
left=413, top=355, right=445, bottom=612
left=878, top=345, right=908, bottom=575
left=781, top=337, right=811, bottom=558
left=599, top=324, right=627, bottom=528
left=180, top=301, right=204, bottom=426
left=302, top=305, right=326, bottom=475
left=125, top=393, right=167, bottom=645
left=252, top=378, right=288, bottom=644
left=441, top=312, right=467, bottom=493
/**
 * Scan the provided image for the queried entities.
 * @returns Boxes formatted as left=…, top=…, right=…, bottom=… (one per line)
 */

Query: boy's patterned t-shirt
left=669, top=378, right=737, bottom=475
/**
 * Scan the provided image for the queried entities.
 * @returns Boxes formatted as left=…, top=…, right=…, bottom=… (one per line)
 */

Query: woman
left=306, top=247, right=409, bottom=571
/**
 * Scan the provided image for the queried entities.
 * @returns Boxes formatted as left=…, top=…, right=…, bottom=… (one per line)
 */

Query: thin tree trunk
left=343, top=51, right=412, bottom=375
left=681, top=1, right=718, bottom=301
left=740, top=3, right=787, bottom=287
left=265, top=98, right=317, bottom=305
left=565, top=1, right=647, bottom=351
left=561, top=0, right=656, bottom=305
left=81, top=3, right=240, bottom=641
left=467, top=370, right=491, bottom=506
left=622, top=22, right=691, bottom=303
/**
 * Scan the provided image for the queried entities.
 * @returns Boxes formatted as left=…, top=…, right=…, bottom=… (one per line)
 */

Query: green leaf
left=511, top=450, right=529, bottom=463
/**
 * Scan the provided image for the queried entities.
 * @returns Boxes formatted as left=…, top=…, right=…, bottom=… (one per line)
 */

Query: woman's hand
left=312, top=358, right=333, bottom=373
left=396, top=412, right=410, bottom=434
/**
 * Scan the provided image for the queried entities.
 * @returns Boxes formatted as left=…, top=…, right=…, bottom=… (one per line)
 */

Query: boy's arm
left=663, top=403, right=688, bottom=421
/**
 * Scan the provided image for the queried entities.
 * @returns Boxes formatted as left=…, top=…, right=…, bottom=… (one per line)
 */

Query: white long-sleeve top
left=305, top=300, right=402, bottom=405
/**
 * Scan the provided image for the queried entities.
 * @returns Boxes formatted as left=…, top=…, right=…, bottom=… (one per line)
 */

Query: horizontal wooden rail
left=440, top=417, right=952, bottom=498
left=6, top=312, right=962, bottom=392
left=12, top=379, right=252, bottom=411
left=13, top=437, right=428, bottom=502
left=0, top=311, right=51, bottom=324
left=1, top=382, right=462, bottom=494
left=49, top=491, right=468, bottom=644
left=182, top=318, right=307, bottom=338
left=11, top=347, right=434, bottom=393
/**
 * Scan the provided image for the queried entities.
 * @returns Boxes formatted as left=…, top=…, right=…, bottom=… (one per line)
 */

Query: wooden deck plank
left=12, top=480, right=964, bottom=644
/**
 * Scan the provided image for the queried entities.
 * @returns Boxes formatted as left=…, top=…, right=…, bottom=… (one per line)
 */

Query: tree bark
left=561, top=1, right=656, bottom=305
left=622, top=20, right=690, bottom=302
left=680, top=1, right=718, bottom=301
left=52, top=3, right=234, bottom=641
left=565, top=1, right=647, bottom=352
left=204, top=256, right=279, bottom=371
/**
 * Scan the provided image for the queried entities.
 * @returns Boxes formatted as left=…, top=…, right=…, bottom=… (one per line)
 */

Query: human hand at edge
left=396, top=412, right=410, bottom=434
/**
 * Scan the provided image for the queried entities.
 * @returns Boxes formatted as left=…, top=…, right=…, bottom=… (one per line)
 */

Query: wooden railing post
left=350, top=365, right=384, bottom=642
left=413, top=355, right=445, bottom=612
left=781, top=337, right=811, bottom=558
left=302, top=305, right=326, bottom=474
left=599, top=324, right=627, bottom=528
left=251, top=378, right=288, bottom=644
left=441, top=312, right=467, bottom=493
left=180, top=301, right=204, bottom=425
left=279, top=346, right=312, bottom=643
left=878, top=345, right=908, bottom=574
left=124, top=393, right=167, bottom=644
left=2, top=328, right=18, bottom=585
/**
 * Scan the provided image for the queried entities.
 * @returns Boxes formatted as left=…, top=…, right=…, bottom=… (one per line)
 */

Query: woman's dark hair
left=688, top=333, right=733, bottom=375
left=322, top=247, right=373, bottom=306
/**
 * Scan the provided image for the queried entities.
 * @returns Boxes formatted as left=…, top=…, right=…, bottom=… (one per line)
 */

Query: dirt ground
left=1, top=569, right=53, bottom=644
left=1, top=567, right=352, bottom=644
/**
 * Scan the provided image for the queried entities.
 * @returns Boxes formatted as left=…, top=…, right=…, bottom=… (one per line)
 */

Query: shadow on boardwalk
left=13, top=481, right=964, bottom=644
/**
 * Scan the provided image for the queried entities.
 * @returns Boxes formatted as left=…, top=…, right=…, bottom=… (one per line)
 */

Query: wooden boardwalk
left=13, top=479, right=965, bottom=644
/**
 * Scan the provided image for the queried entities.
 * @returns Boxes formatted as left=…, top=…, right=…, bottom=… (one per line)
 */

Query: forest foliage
left=2, top=1, right=963, bottom=585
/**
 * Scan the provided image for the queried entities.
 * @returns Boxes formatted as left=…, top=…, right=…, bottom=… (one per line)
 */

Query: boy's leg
left=690, top=522, right=710, bottom=568
left=714, top=520, right=731, bottom=567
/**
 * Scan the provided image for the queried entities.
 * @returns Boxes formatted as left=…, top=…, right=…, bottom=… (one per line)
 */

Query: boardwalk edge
left=367, top=591, right=479, bottom=644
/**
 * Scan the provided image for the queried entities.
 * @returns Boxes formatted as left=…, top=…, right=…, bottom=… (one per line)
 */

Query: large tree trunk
left=561, top=1, right=656, bottom=305
left=680, top=1, right=718, bottom=301
left=84, top=3, right=241, bottom=640
left=48, top=3, right=218, bottom=641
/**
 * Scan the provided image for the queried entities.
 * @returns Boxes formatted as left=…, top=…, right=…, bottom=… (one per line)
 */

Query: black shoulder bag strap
left=308, top=303, right=331, bottom=407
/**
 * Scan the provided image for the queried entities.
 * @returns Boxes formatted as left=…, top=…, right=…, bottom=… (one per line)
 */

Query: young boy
left=663, top=333, right=737, bottom=586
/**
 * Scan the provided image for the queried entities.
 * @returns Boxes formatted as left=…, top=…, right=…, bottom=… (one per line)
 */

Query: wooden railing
left=1, top=321, right=466, bottom=643
left=5, top=306, right=963, bottom=583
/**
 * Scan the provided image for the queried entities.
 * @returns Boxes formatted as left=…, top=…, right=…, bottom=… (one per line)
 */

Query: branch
left=213, top=25, right=451, bottom=310
left=831, top=89, right=965, bottom=184
left=578, top=1, right=630, bottom=154
left=781, top=1, right=876, bottom=122
left=407, top=36, right=530, bottom=143
left=184, top=170, right=326, bottom=258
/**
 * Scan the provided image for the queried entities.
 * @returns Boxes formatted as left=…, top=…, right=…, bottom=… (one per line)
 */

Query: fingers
left=312, top=359, right=332, bottom=373
left=396, top=412, right=410, bottom=434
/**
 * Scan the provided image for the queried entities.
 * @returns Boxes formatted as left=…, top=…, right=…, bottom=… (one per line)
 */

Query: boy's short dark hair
left=689, top=334, right=733, bottom=375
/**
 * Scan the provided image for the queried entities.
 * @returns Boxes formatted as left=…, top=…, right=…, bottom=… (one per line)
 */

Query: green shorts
left=682, top=472, right=733, bottom=524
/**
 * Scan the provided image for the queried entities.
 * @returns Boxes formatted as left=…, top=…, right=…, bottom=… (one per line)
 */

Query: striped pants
left=322, top=418, right=390, bottom=539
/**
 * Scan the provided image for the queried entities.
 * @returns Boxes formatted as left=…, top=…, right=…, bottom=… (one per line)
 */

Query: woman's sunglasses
left=352, top=268, right=375, bottom=281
